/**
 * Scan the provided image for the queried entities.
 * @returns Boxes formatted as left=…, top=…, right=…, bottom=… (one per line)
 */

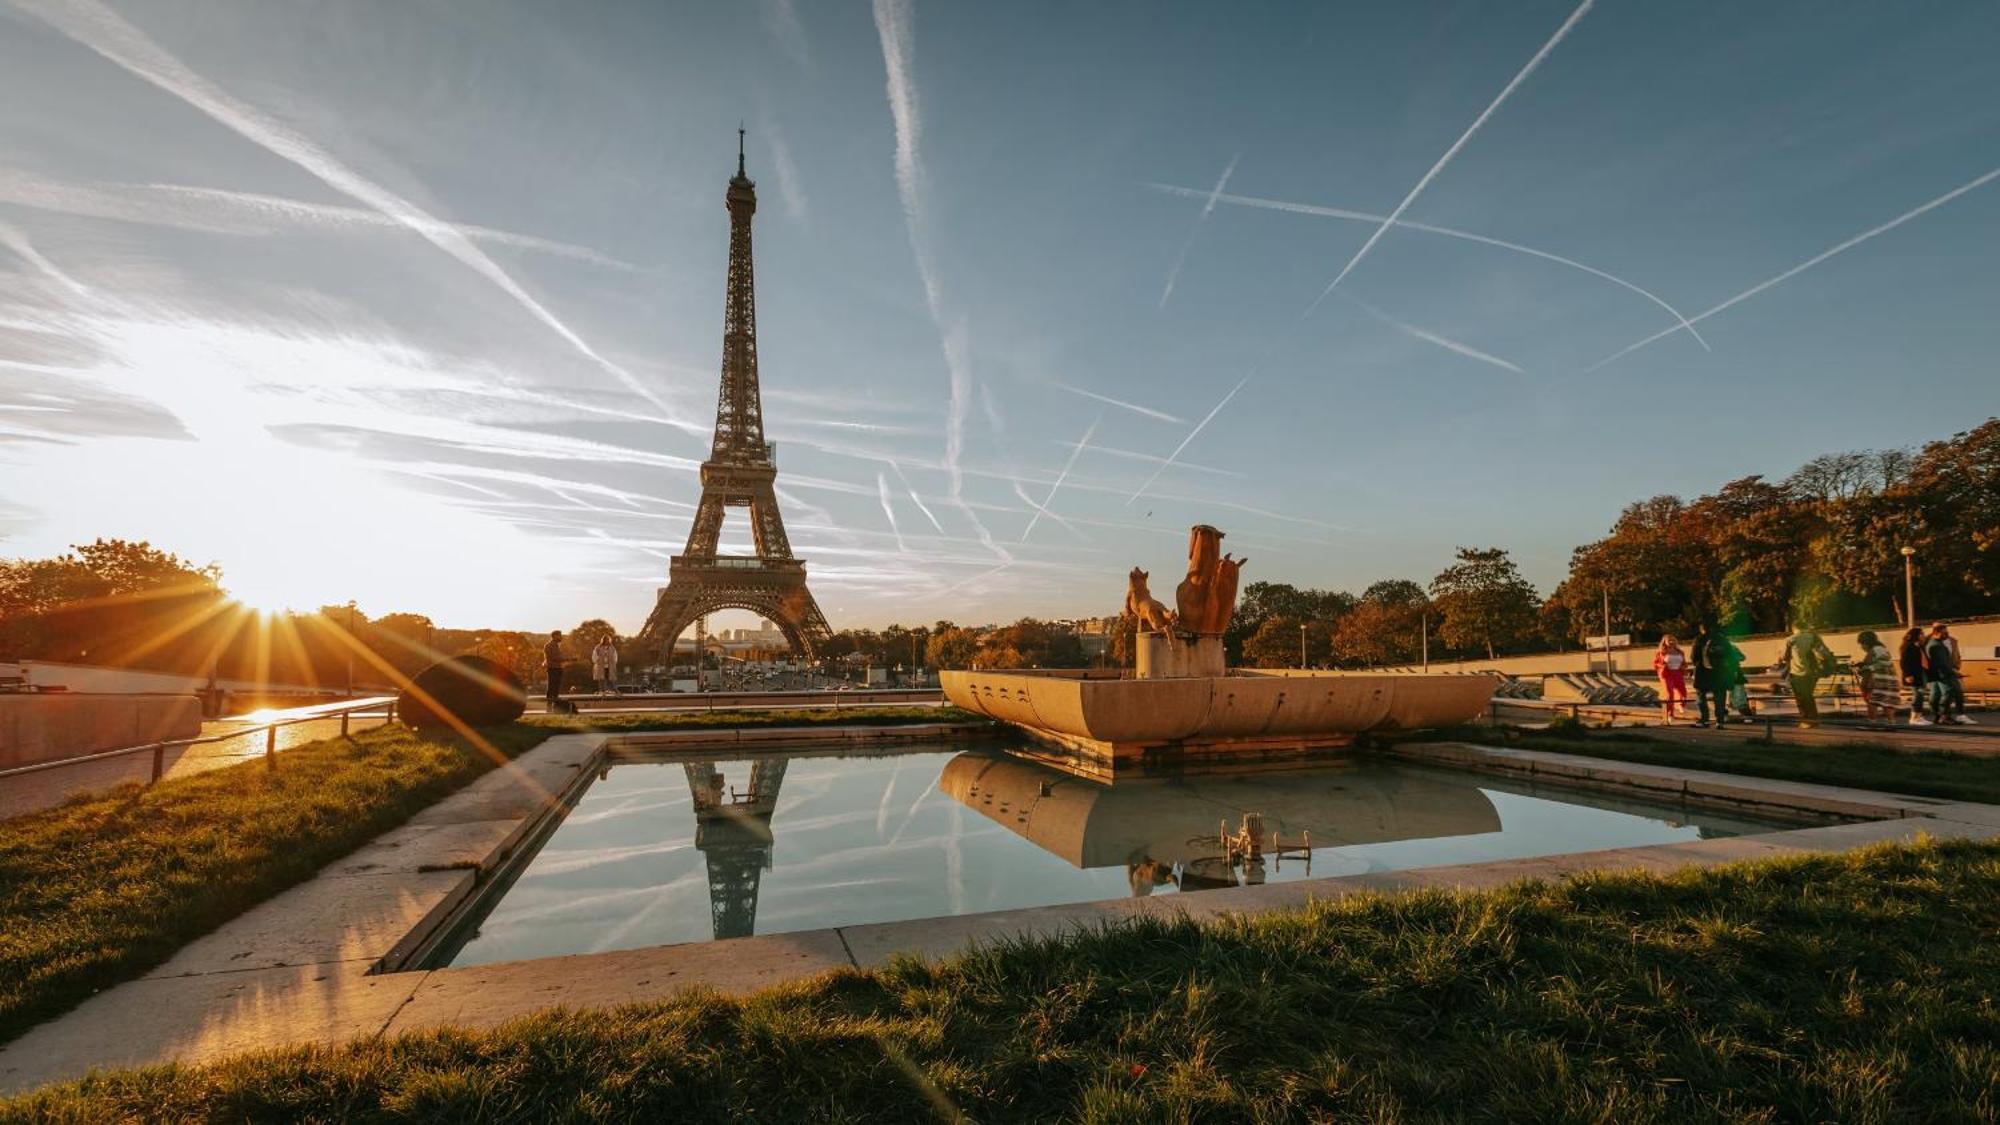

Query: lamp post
left=1299, top=623, right=1308, bottom=669
left=1900, top=546, right=1916, bottom=628
left=344, top=601, right=356, bottom=698
left=1420, top=609, right=1430, bottom=673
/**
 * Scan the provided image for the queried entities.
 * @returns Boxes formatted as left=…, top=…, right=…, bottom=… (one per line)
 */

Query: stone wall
left=0, top=694, right=204, bottom=770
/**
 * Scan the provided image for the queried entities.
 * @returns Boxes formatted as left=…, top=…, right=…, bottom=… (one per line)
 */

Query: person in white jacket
left=591, top=635, right=619, bottom=695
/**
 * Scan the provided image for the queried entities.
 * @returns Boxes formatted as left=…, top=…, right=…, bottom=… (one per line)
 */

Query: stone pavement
left=3, top=735, right=1996, bottom=1097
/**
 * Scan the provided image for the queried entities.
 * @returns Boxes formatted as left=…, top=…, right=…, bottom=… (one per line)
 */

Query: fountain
left=941, top=525, right=1499, bottom=772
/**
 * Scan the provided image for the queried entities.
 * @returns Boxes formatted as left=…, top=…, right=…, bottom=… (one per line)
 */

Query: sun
left=225, top=580, right=301, bottom=617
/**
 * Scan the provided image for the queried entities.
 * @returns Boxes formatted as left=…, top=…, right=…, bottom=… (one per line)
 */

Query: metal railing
left=0, top=695, right=399, bottom=785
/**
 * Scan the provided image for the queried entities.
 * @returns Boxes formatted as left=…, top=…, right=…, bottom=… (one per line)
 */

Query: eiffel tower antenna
left=639, top=132, right=832, bottom=662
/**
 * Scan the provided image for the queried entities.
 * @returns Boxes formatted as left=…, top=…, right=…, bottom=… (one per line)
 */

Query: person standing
left=1653, top=635, right=1689, bottom=724
left=1898, top=627, right=1930, bottom=726
left=1691, top=623, right=1725, bottom=727
left=1927, top=623, right=1975, bottom=725
left=543, top=629, right=566, bottom=710
left=1781, top=622, right=1834, bottom=728
left=1853, top=631, right=1900, bottom=723
left=591, top=634, right=619, bottom=695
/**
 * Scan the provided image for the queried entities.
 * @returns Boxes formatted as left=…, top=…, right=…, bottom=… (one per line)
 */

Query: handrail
left=0, top=695, right=399, bottom=784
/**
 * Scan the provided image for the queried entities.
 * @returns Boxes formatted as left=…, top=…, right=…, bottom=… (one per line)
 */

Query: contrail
left=9, top=0, right=674, bottom=416
left=873, top=0, right=1001, bottom=561
left=1159, top=152, right=1240, bottom=308
left=1149, top=182, right=1708, bottom=349
left=0, top=220, right=88, bottom=295
left=1048, top=380, right=1185, bottom=423
left=1347, top=296, right=1525, bottom=374
left=144, top=184, right=642, bottom=270
left=890, top=461, right=945, bottom=532
left=1305, top=0, right=1596, bottom=315
left=1011, top=481, right=1085, bottom=541
left=1022, top=414, right=1098, bottom=542
left=1588, top=163, right=2000, bottom=372
left=1127, top=374, right=1251, bottom=505
left=876, top=471, right=907, bottom=553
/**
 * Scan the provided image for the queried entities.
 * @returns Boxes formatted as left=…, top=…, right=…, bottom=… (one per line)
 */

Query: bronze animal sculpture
left=1174, top=524, right=1247, bottom=636
left=1125, top=567, right=1178, bottom=634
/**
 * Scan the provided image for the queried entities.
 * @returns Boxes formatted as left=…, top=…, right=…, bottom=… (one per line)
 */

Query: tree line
left=4, top=420, right=1993, bottom=681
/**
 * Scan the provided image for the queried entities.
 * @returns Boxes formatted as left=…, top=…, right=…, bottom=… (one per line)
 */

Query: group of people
left=1650, top=623, right=1748, bottom=728
left=541, top=629, right=623, bottom=707
left=1651, top=621, right=1975, bottom=728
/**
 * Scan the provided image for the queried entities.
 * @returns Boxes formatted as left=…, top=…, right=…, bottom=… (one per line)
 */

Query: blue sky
left=2, top=0, right=1997, bottom=633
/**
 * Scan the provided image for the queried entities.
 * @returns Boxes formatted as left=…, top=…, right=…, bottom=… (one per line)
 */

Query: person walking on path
left=1653, top=635, right=1689, bottom=724
left=1899, top=627, right=1931, bottom=725
left=591, top=634, right=619, bottom=695
left=1925, top=623, right=1975, bottom=725
left=1853, top=631, right=1900, bottom=722
left=1781, top=622, right=1835, bottom=728
left=543, top=630, right=566, bottom=710
left=1691, top=623, right=1741, bottom=727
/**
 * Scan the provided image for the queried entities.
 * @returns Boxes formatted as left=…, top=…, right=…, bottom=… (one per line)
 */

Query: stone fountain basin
left=942, top=669, right=1500, bottom=753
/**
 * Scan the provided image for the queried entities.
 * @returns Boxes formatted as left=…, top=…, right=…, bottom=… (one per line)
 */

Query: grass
left=0, top=723, right=555, bottom=1047
left=0, top=705, right=985, bottom=1049
left=6, top=839, right=1997, bottom=1121
left=1423, top=723, right=2000, bottom=805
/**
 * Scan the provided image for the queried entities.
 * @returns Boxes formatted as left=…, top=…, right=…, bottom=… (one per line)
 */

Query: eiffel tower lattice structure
left=640, top=130, right=832, bottom=660
left=683, top=758, right=788, bottom=940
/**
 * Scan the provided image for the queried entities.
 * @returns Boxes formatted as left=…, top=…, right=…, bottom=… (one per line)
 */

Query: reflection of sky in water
left=446, top=746, right=1801, bottom=967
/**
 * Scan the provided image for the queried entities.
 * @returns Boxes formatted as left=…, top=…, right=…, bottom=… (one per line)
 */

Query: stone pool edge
left=4, top=735, right=1996, bottom=1095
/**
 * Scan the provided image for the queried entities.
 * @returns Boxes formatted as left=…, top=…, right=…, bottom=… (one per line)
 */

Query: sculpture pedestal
left=1136, top=634, right=1225, bottom=679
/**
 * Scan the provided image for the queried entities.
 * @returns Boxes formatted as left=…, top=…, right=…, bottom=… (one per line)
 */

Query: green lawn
left=0, top=724, right=554, bottom=1047
left=7, top=839, right=1996, bottom=1122
left=0, top=706, right=982, bottom=1048
left=1430, top=723, right=2000, bottom=805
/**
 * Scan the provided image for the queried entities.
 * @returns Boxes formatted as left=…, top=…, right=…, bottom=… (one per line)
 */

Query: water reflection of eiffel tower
left=683, top=759, right=788, bottom=939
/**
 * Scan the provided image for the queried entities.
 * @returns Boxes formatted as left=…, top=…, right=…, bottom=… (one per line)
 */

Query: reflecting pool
left=439, top=743, right=1807, bottom=967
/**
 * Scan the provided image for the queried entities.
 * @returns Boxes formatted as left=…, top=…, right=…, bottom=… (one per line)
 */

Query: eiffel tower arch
left=640, top=131, right=832, bottom=661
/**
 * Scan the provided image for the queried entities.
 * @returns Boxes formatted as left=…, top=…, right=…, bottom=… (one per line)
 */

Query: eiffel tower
left=641, top=131, right=832, bottom=659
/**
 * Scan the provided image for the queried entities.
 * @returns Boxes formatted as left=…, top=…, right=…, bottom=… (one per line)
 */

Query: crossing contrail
left=1347, top=296, right=1525, bottom=374
left=1022, top=415, right=1098, bottom=542
left=1587, top=163, right=2000, bottom=372
left=1148, top=182, right=1707, bottom=349
left=1127, top=374, right=1251, bottom=505
left=11, top=0, right=676, bottom=415
left=1160, top=153, right=1240, bottom=308
left=876, top=472, right=907, bottom=553
left=1048, top=380, right=1185, bottom=424
left=1305, top=0, right=1596, bottom=315
left=890, top=461, right=945, bottom=532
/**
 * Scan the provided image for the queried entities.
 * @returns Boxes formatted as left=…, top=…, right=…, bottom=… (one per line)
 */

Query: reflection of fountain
left=944, top=525, right=1499, bottom=772
left=683, top=759, right=788, bottom=940
left=940, top=751, right=1500, bottom=896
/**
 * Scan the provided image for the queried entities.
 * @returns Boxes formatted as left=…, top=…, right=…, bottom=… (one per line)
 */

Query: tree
left=1241, top=616, right=1335, bottom=668
left=1428, top=547, right=1539, bottom=660
left=567, top=618, right=618, bottom=661
left=926, top=627, right=981, bottom=670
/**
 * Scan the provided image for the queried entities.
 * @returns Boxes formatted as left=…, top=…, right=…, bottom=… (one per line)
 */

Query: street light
left=1901, top=546, right=1917, bottom=628
left=1299, top=623, right=1308, bottom=668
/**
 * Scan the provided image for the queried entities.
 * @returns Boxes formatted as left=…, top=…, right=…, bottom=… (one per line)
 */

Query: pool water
left=439, top=743, right=1806, bottom=967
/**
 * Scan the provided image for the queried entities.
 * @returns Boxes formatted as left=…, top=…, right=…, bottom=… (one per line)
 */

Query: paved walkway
left=3, top=734, right=1995, bottom=1096
left=0, top=710, right=392, bottom=822
left=1493, top=699, right=2000, bottom=756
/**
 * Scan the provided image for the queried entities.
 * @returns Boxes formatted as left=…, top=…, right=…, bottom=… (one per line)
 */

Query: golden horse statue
left=1174, top=524, right=1246, bottom=636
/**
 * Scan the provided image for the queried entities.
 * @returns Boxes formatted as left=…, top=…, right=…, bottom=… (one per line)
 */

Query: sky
left=2, top=0, right=1998, bottom=635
